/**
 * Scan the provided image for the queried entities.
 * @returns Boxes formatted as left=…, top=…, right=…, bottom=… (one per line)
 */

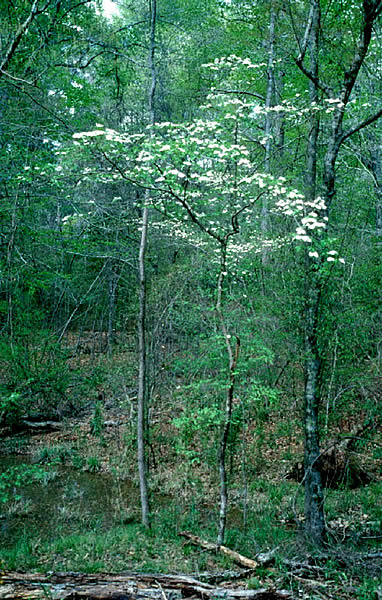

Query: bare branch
left=291, top=0, right=332, bottom=96
left=294, top=58, right=332, bottom=96
left=296, top=2, right=315, bottom=63
left=9, top=83, right=74, bottom=129
left=59, top=0, right=93, bottom=21
left=340, top=108, right=382, bottom=145
left=340, top=0, right=382, bottom=104
left=0, top=69, right=34, bottom=85
left=0, top=0, right=39, bottom=76
left=214, top=88, right=265, bottom=101
left=55, top=51, right=105, bottom=70
left=57, top=262, right=108, bottom=343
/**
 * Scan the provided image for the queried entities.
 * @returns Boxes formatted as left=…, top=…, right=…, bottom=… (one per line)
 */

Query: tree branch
left=340, top=0, right=382, bottom=105
left=294, top=58, right=332, bottom=96
left=0, top=69, right=34, bottom=85
left=9, top=83, right=74, bottom=130
left=296, top=2, right=315, bottom=64
left=214, top=88, right=265, bottom=101
left=339, top=108, right=382, bottom=145
left=0, top=0, right=39, bottom=77
left=288, top=0, right=332, bottom=96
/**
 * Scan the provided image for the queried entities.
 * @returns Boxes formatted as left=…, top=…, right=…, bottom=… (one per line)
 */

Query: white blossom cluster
left=308, top=249, right=345, bottom=264
left=202, top=55, right=266, bottom=71
left=71, top=111, right=345, bottom=267
left=61, top=212, right=88, bottom=225
left=150, top=220, right=208, bottom=249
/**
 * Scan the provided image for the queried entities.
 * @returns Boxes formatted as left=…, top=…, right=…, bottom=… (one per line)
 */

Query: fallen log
left=0, top=571, right=292, bottom=600
left=178, top=531, right=258, bottom=569
left=179, top=532, right=277, bottom=570
left=197, top=570, right=254, bottom=583
left=21, top=420, right=64, bottom=432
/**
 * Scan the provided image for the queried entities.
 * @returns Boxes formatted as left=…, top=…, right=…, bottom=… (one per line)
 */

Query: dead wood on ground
left=0, top=572, right=293, bottom=600
left=179, top=531, right=277, bottom=570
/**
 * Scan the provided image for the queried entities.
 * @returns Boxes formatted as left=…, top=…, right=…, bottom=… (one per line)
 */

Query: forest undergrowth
left=0, top=348, right=380, bottom=600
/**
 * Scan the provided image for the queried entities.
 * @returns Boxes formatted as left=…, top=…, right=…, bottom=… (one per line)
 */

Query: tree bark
left=137, top=201, right=150, bottom=528
left=369, top=146, right=382, bottom=241
left=137, top=0, right=157, bottom=529
left=0, top=571, right=292, bottom=600
left=216, top=242, right=240, bottom=546
left=303, top=274, right=325, bottom=541
left=107, top=262, right=118, bottom=356
left=295, top=0, right=382, bottom=544
left=0, top=0, right=39, bottom=78
left=302, top=0, right=325, bottom=545
left=261, top=1, right=276, bottom=265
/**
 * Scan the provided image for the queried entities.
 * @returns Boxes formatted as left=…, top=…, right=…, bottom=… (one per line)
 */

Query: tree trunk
left=137, top=0, right=157, bottom=529
left=261, top=1, right=276, bottom=265
left=274, top=69, right=285, bottom=159
left=6, top=198, right=17, bottom=345
left=294, top=0, right=382, bottom=545
left=107, top=262, right=118, bottom=356
left=369, top=146, right=382, bottom=241
left=303, top=274, right=325, bottom=542
left=137, top=202, right=150, bottom=528
left=216, top=243, right=240, bottom=546
left=302, top=0, right=325, bottom=544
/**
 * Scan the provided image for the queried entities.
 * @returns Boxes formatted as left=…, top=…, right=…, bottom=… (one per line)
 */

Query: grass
left=0, top=474, right=380, bottom=600
left=1, top=477, right=380, bottom=571
left=0, top=483, right=296, bottom=573
left=0, top=411, right=380, bottom=600
left=33, top=443, right=82, bottom=466
left=0, top=516, right=214, bottom=573
left=0, top=435, right=30, bottom=455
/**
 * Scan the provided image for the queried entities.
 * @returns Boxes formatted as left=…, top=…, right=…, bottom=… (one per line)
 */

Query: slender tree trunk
left=369, top=147, right=382, bottom=241
left=137, top=0, right=157, bottom=528
left=217, top=342, right=239, bottom=546
left=107, top=262, right=118, bottom=356
left=303, top=273, right=325, bottom=542
left=6, top=198, right=17, bottom=346
left=216, top=242, right=240, bottom=546
left=261, top=1, right=276, bottom=265
left=148, top=0, right=157, bottom=126
left=0, top=0, right=39, bottom=77
left=138, top=203, right=150, bottom=528
left=302, top=0, right=325, bottom=544
left=274, top=68, right=285, bottom=159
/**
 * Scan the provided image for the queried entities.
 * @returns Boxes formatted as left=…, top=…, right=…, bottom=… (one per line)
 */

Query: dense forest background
left=0, top=1, right=381, bottom=598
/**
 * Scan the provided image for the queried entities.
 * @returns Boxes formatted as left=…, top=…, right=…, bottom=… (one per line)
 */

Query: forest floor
left=0, top=399, right=381, bottom=600
left=0, top=342, right=381, bottom=600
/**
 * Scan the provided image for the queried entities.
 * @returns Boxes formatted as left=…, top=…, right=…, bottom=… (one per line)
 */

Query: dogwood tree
left=69, top=72, right=336, bottom=541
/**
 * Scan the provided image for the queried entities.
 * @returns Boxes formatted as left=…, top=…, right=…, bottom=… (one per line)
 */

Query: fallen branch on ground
left=179, top=531, right=259, bottom=569
left=0, top=571, right=292, bottom=600
left=197, top=570, right=255, bottom=583
left=179, top=531, right=278, bottom=571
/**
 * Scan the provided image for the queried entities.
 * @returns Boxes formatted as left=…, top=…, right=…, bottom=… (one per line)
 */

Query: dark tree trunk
left=107, top=262, right=118, bottom=356
left=261, top=1, right=276, bottom=265
left=369, top=147, right=382, bottom=240
left=303, top=276, right=325, bottom=542
left=302, top=0, right=325, bottom=544
left=294, top=0, right=382, bottom=545
left=216, top=243, right=240, bottom=546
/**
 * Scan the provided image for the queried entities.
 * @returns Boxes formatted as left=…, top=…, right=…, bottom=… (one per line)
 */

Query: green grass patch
left=0, top=468, right=380, bottom=600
